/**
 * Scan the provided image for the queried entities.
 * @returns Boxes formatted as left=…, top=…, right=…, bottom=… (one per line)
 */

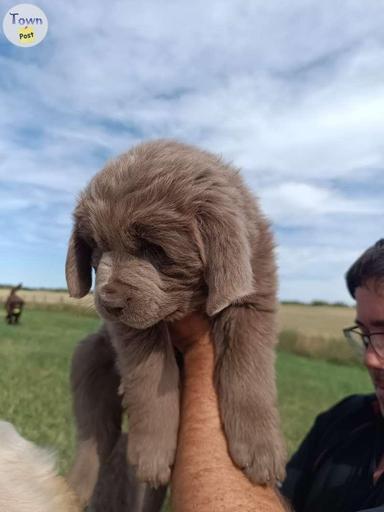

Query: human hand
left=168, top=312, right=211, bottom=354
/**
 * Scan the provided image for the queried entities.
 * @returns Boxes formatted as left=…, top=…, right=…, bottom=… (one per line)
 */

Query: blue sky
left=1, top=0, right=384, bottom=303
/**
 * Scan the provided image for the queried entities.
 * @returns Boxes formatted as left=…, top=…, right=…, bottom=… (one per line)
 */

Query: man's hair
left=346, top=239, right=384, bottom=298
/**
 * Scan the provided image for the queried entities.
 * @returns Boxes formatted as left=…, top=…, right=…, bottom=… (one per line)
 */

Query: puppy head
left=66, top=140, right=255, bottom=329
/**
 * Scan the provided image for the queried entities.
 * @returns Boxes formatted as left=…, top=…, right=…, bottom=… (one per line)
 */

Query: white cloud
left=259, top=182, right=383, bottom=226
left=1, top=0, right=384, bottom=298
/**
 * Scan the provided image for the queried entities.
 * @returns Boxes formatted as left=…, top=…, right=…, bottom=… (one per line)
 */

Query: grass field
left=0, top=305, right=371, bottom=510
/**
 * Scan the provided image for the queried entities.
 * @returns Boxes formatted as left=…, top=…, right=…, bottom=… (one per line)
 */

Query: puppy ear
left=199, top=212, right=255, bottom=316
left=65, top=231, right=92, bottom=298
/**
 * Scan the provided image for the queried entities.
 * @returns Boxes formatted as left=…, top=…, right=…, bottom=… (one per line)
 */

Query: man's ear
left=198, top=211, right=255, bottom=316
left=65, top=230, right=92, bottom=298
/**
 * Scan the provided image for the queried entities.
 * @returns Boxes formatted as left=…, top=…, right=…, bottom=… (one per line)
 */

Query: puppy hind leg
left=68, top=328, right=123, bottom=506
left=90, top=433, right=167, bottom=512
left=68, top=438, right=100, bottom=508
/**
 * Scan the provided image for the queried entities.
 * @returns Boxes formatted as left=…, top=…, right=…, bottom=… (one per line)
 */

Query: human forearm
left=171, top=336, right=286, bottom=512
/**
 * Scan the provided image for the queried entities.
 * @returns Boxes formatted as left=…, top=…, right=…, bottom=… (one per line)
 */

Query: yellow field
left=278, top=303, right=355, bottom=339
left=0, top=289, right=94, bottom=310
left=0, top=288, right=355, bottom=340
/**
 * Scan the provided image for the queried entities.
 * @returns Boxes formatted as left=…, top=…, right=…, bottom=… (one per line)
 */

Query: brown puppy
left=66, top=140, right=286, bottom=496
left=5, top=283, right=24, bottom=325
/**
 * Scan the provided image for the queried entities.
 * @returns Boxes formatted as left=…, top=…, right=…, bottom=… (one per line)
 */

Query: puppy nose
left=104, top=305, right=124, bottom=317
left=102, top=284, right=119, bottom=296
left=101, top=284, right=131, bottom=302
left=99, top=284, right=131, bottom=318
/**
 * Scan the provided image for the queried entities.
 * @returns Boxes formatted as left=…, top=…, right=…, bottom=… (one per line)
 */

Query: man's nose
left=364, top=343, right=383, bottom=369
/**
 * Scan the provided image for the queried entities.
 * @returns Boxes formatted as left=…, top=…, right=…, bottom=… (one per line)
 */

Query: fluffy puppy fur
left=0, top=421, right=80, bottom=512
left=66, top=140, right=286, bottom=495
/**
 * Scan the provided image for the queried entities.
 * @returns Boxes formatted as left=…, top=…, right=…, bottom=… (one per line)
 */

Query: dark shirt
left=281, top=394, right=384, bottom=512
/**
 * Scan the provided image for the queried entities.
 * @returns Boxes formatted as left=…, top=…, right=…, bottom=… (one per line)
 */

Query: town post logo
left=3, top=4, right=48, bottom=47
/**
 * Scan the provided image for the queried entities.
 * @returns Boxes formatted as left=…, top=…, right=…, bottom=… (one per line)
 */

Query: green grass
left=0, top=308, right=373, bottom=510
left=0, top=308, right=101, bottom=472
left=277, top=351, right=371, bottom=454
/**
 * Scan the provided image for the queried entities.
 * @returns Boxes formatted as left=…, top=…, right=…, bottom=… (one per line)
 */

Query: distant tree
left=280, top=300, right=305, bottom=306
left=332, top=301, right=349, bottom=308
left=310, top=300, right=328, bottom=307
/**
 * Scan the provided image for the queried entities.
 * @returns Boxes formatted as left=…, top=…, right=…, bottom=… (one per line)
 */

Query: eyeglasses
left=343, top=325, right=384, bottom=359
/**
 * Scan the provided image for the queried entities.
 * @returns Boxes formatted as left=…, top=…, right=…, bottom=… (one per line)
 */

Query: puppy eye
left=139, top=240, right=172, bottom=266
left=80, top=235, right=98, bottom=252
left=91, top=248, right=102, bottom=269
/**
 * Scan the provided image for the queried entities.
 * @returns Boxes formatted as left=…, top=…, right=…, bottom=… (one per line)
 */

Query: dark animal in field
left=5, top=284, right=24, bottom=325
left=66, top=140, right=286, bottom=505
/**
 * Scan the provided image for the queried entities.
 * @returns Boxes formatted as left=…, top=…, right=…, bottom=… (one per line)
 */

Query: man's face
left=355, top=280, right=384, bottom=413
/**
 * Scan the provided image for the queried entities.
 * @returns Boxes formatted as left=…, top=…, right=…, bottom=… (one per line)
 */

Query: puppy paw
left=127, top=438, right=175, bottom=488
left=228, top=429, right=286, bottom=484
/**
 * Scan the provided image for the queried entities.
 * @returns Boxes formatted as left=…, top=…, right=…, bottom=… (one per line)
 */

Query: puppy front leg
left=213, top=305, right=286, bottom=485
left=111, top=322, right=179, bottom=488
